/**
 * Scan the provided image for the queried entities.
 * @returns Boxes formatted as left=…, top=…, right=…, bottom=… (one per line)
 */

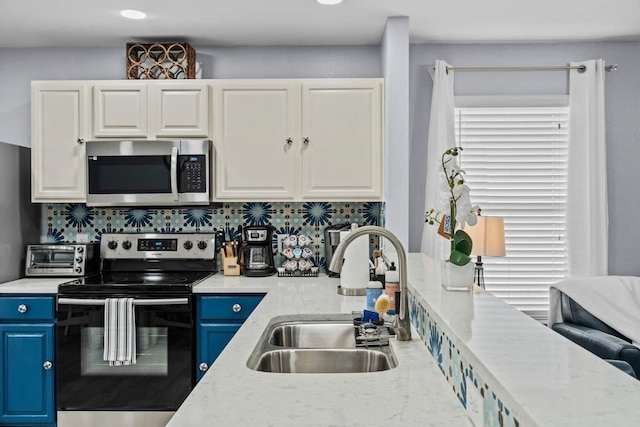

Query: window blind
left=456, top=106, right=570, bottom=322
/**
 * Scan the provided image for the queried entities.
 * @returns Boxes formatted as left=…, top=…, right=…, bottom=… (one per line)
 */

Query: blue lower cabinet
left=196, top=323, right=242, bottom=382
left=195, top=294, right=264, bottom=382
left=0, top=323, right=55, bottom=426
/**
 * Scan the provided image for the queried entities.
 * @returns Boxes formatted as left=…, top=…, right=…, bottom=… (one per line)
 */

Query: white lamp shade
left=465, top=216, right=506, bottom=257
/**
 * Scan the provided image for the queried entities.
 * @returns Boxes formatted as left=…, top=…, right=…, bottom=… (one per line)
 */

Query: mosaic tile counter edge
left=42, top=202, right=382, bottom=272
left=408, top=290, right=536, bottom=427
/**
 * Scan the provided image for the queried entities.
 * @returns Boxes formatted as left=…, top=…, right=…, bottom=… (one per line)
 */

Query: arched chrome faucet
left=328, top=226, right=412, bottom=341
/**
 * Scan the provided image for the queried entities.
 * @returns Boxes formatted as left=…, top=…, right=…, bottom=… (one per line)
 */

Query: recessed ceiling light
left=120, top=9, right=146, bottom=20
left=317, top=0, right=343, bottom=5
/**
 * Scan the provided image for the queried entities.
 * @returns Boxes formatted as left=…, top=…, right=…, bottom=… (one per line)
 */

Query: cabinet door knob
left=77, top=138, right=85, bottom=144
left=286, top=138, right=293, bottom=145
left=17, top=304, right=27, bottom=314
left=199, top=362, right=209, bottom=372
left=303, top=137, right=310, bottom=145
left=43, top=361, right=53, bottom=370
left=232, top=303, right=242, bottom=313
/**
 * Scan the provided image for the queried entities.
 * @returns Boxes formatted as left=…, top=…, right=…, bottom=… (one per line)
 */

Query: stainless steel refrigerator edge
left=0, top=141, right=40, bottom=283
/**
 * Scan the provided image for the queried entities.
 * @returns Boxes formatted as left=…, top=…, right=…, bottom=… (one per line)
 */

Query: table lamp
left=465, top=212, right=506, bottom=289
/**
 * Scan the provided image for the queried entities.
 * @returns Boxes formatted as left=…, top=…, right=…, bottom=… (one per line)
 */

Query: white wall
left=381, top=17, right=410, bottom=248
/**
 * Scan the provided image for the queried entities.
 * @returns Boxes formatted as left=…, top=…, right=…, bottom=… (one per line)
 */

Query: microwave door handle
left=57, top=298, right=189, bottom=306
left=170, top=146, right=179, bottom=201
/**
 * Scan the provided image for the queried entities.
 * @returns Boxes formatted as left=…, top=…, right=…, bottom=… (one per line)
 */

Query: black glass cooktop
left=57, top=271, right=214, bottom=295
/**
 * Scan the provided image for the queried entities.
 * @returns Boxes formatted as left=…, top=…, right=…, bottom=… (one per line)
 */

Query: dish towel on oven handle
left=103, top=298, right=137, bottom=366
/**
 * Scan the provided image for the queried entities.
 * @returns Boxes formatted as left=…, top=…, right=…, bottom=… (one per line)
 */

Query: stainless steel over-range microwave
left=86, top=139, right=211, bottom=207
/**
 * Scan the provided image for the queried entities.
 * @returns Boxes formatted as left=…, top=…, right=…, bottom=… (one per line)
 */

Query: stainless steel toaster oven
left=25, top=243, right=100, bottom=277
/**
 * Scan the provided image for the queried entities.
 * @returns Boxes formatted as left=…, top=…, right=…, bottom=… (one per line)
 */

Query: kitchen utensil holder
left=221, top=251, right=241, bottom=276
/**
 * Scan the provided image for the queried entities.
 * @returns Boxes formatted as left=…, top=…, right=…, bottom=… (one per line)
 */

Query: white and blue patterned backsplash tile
left=43, top=202, right=382, bottom=272
left=409, top=292, right=521, bottom=427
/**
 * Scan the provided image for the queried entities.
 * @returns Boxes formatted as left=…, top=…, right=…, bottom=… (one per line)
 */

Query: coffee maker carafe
left=239, top=225, right=276, bottom=277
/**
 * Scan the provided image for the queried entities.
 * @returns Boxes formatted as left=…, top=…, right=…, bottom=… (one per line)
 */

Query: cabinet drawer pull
left=17, top=304, right=28, bottom=314
left=303, top=137, right=310, bottom=145
left=199, top=362, right=209, bottom=372
left=77, top=138, right=85, bottom=144
left=232, top=303, right=242, bottom=313
left=286, top=138, right=293, bottom=145
left=43, top=361, right=53, bottom=370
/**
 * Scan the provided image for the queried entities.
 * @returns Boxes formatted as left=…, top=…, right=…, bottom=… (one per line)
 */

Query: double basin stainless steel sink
left=246, top=313, right=397, bottom=374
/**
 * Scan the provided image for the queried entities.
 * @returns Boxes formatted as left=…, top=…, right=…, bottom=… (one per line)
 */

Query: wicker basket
left=126, top=42, right=196, bottom=79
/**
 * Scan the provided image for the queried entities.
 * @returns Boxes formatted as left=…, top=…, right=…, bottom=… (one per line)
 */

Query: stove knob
left=198, top=241, right=208, bottom=250
left=75, top=267, right=82, bottom=273
left=107, top=241, right=118, bottom=250
left=183, top=241, right=193, bottom=250
left=75, top=256, right=83, bottom=263
left=77, top=246, right=84, bottom=254
left=122, top=240, right=132, bottom=250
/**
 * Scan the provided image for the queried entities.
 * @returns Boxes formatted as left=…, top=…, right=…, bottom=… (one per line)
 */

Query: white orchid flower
left=454, top=191, right=478, bottom=228
left=439, top=178, right=451, bottom=193
left=451, top=183, right=470, bottom=199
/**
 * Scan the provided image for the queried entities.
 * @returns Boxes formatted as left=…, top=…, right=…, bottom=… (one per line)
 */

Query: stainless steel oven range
left=56, top=233, right=217, bottom=427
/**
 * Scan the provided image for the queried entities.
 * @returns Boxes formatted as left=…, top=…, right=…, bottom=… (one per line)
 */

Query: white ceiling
left=2, top=0, right=640, bottom=48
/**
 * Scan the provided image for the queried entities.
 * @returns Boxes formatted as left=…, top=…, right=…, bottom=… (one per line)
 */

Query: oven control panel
left=138, top=238, right=178, bottom=252
left=101, top=233, right=216, bottom=260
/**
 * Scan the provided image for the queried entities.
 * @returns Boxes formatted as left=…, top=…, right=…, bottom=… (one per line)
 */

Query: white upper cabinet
left=93, top=82, right=148, bottom=138
left=213, top=78, right=384, bottom=201
left=93, top=81, right=210, bottom=139
left=31, top=82, right=90, bottom=202
left=213, top=80, right=301, bottom=200
left=149, top=82, right=210, bottom=138
left=301, top=80, right=383, bottom=200
left=31, top=78, right=382, bottom=204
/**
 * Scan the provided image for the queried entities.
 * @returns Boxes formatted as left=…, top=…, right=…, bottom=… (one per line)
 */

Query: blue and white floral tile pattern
left=124, top=208, right=154, bottom=229
left=242, top=202, right=273, bottom=226
left=64, top=203, right=94, bottom=229
left=44, top=201, right=382, bottom=272
left=302, top=202, right=331, bottom=226
left=44, top=228, right=65, bottom=243
left=362, top=202, right=381, bottom=226
left=184, top=208, right=213, bottom=228
left=408, top=293, right=520, bottom=427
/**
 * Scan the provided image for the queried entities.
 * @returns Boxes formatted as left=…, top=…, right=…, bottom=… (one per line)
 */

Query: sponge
left=374, top=294, right=390, bottom=317
left=361, top=309, right=380, bottom=323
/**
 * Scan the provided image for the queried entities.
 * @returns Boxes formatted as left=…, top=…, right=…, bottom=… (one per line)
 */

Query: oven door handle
left=57, top=297, right=189, bottom=306
left=170, top=146, right=179, bottom=201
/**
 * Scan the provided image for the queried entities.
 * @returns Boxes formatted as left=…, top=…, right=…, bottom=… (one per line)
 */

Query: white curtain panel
left=420, top=60, right=456, bottom=259
left=567, top=59, right=609, bottom=276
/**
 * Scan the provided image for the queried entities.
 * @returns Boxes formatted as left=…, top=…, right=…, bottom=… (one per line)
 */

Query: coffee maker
left=323, top=223, right=351, bottom=277
left=239, top=225, right=276, bottom=277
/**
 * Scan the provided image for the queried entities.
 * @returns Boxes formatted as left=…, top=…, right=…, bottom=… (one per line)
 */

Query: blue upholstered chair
left=551, top=293, right=639, bottom=379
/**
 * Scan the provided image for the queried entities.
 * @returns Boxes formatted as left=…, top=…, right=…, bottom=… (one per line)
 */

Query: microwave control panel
left=179, top=155, right=207, bottom=193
